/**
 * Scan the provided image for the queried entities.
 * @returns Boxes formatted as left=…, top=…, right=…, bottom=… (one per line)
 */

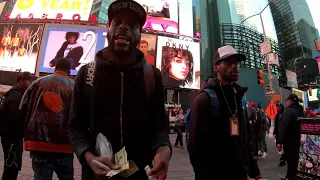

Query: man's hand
left=148, top=146, right=171, bottom=180
left=277, top=144, right=282, bottom=152
left=85, top=151, right=120, bottom=177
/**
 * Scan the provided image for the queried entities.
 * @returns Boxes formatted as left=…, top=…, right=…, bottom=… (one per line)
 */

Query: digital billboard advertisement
left=138, top=33, right=157, bottom=66
left=38, top=24, right=107, bottom=75
left=135, top=0, right=178, bottom=33
left=9, top=0, right=94, bottom=21
left=156, top=36, right=200, bottom=89
left=0, top=23, right=44, bottom=73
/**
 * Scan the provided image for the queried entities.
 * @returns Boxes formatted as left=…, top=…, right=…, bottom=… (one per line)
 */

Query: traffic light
left=257, top=69, right=264, bottom=86
left=308, top=88, right=312, bottom=96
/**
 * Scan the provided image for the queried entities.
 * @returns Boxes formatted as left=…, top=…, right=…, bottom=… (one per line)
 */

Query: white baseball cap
left=213, top=45, right=246, bottom=65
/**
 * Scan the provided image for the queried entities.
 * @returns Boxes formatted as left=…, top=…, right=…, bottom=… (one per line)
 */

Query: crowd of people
left=0, top=0, right=316, bottom=180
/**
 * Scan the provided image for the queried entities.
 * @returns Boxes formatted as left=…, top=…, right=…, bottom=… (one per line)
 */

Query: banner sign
left=38, top=24, right=107, bottom=75
left=9, top=0, right=94, bottom=21
left=156, top=36, right=200, bottom=89
left=0, top=23, right=44, bottom=73
left=297, top=118, right=320, bottom=179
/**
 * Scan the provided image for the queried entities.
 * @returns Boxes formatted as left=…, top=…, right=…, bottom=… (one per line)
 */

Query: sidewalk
left=0, top=135, right=194, bottom=180
left=0, top=135, right=286, bottom=180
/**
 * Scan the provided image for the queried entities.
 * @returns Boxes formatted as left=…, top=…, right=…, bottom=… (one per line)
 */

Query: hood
left=94, top=47, right=147, bottom=69
left=289, top=102, right=304, bottom=110
left=4, top=85, right=27, bottom=97
left=202, top=78, right=248, bottom=97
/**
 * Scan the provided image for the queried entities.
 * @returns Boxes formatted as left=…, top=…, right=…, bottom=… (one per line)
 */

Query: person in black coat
left=49, top=32, right=84, bottom=70
left=274, top=102, right=285, bottom=166
left=278, top=94, right=306, bottom=180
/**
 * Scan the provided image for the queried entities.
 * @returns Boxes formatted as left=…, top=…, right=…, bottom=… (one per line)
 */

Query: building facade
left=90, top=0, right=115, bottom=24
left=269, top=0, right=319, bottom=71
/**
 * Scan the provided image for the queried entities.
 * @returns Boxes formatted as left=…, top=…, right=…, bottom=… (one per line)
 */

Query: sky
left=192, top=0, right=320, bottom=41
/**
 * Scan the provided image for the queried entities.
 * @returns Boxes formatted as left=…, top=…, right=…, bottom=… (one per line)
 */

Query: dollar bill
left=106, top=161, right=130, bottom=178
left=115, top=147, right=127, bottom=166
left=120, top=160, right=139, bottom=178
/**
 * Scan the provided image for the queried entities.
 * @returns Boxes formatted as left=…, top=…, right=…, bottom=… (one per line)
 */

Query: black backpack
left=251, top=108, right=264, bottom=125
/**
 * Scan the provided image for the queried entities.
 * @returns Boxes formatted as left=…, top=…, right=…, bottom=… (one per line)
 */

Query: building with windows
left=90, top=0, right=115, bottom=24
left=269, top=0, right=319, bottom=71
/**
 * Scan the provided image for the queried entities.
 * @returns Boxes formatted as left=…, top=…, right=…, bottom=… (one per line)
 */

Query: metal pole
left=260, top=13, right=267, bottom=42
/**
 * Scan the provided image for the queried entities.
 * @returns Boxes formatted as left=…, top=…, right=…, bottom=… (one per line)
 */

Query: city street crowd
left=0, top=0, right=309, bottom=180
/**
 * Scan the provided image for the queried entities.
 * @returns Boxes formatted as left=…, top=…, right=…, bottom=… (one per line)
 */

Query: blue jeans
left=31, top=151, right=74, bottom=180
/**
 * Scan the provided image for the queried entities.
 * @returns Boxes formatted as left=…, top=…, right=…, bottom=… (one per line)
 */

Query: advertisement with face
left=156, top=36, right=200, bottom=89
left=0, top=23, right=44, bottom=73
left=138, top=33, right=157, bottom=66
left=38, top=24, right=107, bottom=75
left=134, top=0, right=178, bottom=33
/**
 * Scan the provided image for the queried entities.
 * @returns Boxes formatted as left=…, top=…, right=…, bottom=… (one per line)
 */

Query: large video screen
left=0, top=23, right=44, bottom=73
left=156, top=36, right=200, bottom=89
left=135, top=0, right=178, bottom=33
left=38, top=24, right=107, bottom=75
left=137, top=33, right=157, bottom=66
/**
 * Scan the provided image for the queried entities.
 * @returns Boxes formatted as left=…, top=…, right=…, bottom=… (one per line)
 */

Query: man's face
left=68, top=36, right=76, bottom=44
left=139, top=43, right=148, bottom=55
left=214, top=57, right=240, bottom=82
left=107, top=13, right=141, bottom=55
left=19, top=79, right=32, bottom=88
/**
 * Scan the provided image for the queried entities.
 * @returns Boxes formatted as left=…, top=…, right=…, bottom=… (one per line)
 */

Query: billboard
left=10, top=0, right=94, bottom=21
left=38, top=24, right=107, bottom=75
left=135, top=0, right=178, bottom=33
left=0, top=2, right=7, bottom=15
left=138, top=33, right=157, bottom=66
left=308, top=88, right=320, bottom=102
left=156, top=36, right=200, bottom=89
left=0, top=23, right=44, bottom=73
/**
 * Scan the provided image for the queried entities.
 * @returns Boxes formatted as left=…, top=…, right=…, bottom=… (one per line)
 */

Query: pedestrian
left=277, top=94, right=306, bottom=180
left=257, top=103, right=269, bottom=158
left=0, top=71, right=36, bottom=180
left=175, top=109, right=186, bottom=149
left=188, top=45, right=262, bottom=180
left=19, top=58, right=74, bottom=180
left=67, top=0, right=171, bottom=179
left=247, top=102, right=259, bottom=158
left=274, top=102, right=286, bottom=166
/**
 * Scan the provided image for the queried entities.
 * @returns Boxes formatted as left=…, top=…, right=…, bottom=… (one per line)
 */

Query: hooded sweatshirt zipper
left=120, top=72, right=124, bottom=147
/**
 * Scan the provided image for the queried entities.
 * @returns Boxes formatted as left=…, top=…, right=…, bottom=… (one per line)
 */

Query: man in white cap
left=188, top=45, right=262, bottom=180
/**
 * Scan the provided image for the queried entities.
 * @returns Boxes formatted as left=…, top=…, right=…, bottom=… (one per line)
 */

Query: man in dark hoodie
left=68, top=0, right=171, bottom=180
left=277, top=94, right=305, bottom=180
left=0, top=71, right=36, bottom=180
left=188, top=45, right=261, bottom=180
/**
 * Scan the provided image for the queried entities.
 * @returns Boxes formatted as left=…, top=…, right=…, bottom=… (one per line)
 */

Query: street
left=0, top=135, right=286, bottom=180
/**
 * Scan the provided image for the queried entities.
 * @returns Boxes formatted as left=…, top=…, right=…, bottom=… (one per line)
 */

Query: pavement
left=0, top=135, right=286, bottom=180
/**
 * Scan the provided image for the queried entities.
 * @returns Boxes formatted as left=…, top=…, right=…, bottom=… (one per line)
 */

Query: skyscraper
left=270, top=0, right=319, bottom=71
left=229, top=0, right=258, bottom=31
left=90, top=0, right=115, bottom=24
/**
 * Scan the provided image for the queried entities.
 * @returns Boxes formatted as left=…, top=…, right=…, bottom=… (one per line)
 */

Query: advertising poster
left=10, top=0, right=94, bottom=21
left=297, top=118, right=320, bottom=179
left=286, top=69, right=298, bottom=88
left=292, top=88, right=308, bottom=109
left=156, top=36, right=200, bottom=89
left=134, top=0, right=178, bottom=33
left=38, top=24, right=107, bottom=75
left=0, top=23, right=44, bottom=73
left=138, top=33, right=157, bottom=66
left=308, top=88, right=320, bottom=102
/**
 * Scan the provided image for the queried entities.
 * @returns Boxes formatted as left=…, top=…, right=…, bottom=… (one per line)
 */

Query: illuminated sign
left=9, top=0, right=94, bottom=21
left=0, top=23, right=44, bottom=73
left=38, top=24, right=107, bottom=75
left=156, top=36, right=200, bottom=89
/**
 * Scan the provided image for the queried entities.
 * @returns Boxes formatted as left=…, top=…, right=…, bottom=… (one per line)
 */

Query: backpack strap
left=203, top=88, right=219, bottom=117
left=143, top=63, right=155, bottom=100
left=85, top=61, right=96, bottom=131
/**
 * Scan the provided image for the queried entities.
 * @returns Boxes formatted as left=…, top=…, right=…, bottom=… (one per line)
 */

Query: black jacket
left=188, top=78, right=260, bottom=179
left=278, top=103, right=305, bottom=145
left=68, top=48, right=171, bottom=180
left=0, top=86, right=27, bottom=139
left=273, top=110, right=284, bottom=142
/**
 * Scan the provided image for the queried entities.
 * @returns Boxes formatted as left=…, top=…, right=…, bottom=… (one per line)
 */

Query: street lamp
left=239, top=0, right=276, bottom=92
